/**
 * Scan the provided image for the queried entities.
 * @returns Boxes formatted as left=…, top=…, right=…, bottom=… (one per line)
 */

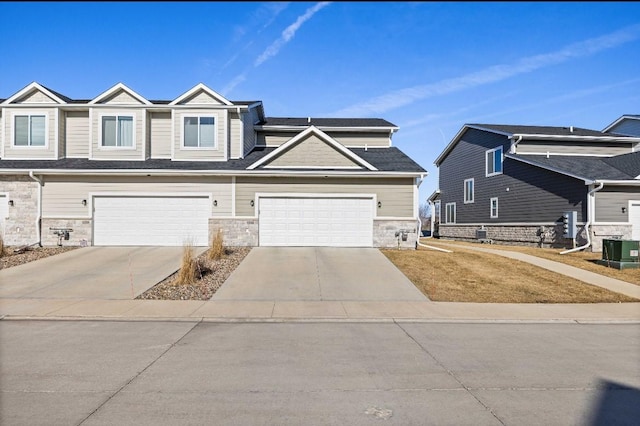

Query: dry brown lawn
left=382, top=243, right=639, bottom=303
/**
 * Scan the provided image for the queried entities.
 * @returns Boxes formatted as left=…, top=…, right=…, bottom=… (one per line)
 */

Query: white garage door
left=94, top=196, right=210, bottom=246
left=259, top=197, right=373, bottom=247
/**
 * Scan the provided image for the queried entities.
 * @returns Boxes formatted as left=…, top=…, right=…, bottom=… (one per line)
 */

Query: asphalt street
left=1, top=320, right=638, bottom=426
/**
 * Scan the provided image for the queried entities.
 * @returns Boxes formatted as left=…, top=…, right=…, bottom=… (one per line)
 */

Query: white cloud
left=331, top=23, right=640, bottom=117
left=254, top=2, right=331, bottom=67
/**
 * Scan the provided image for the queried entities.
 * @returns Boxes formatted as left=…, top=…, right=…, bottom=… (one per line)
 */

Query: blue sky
left=2, top=2, right=640, bottom=203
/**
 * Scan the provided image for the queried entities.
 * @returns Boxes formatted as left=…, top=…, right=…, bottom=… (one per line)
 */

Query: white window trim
left=445, top=202, right=456, bottom=224
left=490, top=197, right=499, bottom=218
left=464, top=178, right=474, bottom=204
left=98, top=113, right=136, bottom=150
left=11, top=111, right=49, bottom=148
left=486, top=146, right=503, bottom=177
left=181, top=114, right=217, bottom=150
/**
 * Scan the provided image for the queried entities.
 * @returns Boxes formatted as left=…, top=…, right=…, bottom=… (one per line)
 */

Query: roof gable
left=89, top=83, right=151, bottom=105
left=247, top=126, right=377, bottom=170
left=1, top=82, right=68, bottom=105
left=170, top=83, right=232, bottom=106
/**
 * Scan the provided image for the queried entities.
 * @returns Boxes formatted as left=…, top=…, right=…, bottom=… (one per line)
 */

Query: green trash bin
left=602, top=239, right=640, bottom=263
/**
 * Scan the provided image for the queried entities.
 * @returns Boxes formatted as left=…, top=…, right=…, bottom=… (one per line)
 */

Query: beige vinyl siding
left=42, top=176, right=233, bottom=218
left=90, top=108, right=144, bottom=160
left=101, top=89, right=143, bottom=104
left=516, top=141, right=632, bottom=156
left=235, top=177, right=414, bottom=217
left=65, top=111, right=90, bottom=158
left=267, top=135, right=360, bottom=168
left=595, top=186, right=640, bottom=222
left=3, top=107, right=57, bottom=159
left=16, top=90, right=58, bottom=104
left=57, top=109, right=65, bottom=158
left=229, top=111, right=242, bottom=159
left=149, top=112, right=171, bottom=158
left=172, top=109, right=227, bottom=161
left=328, top=132, right=390, bottom=147
left=258, top=132, right=295, bottom=146
left=180, top=91, right=223, bottom=105
left=243, top=108, right=258, bottom=155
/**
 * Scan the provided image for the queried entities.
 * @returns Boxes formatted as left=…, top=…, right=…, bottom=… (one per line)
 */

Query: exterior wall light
left=378, top=201, right=382, bottom=208
left=9, top=200, right=14, bottom=206
left=82, top=199, right=87, bottom=206
left=250, top=200, right=255, bottom=207
left=213, top=200, right=218, bottom=207
left=622, top=206, right=627, bottom=214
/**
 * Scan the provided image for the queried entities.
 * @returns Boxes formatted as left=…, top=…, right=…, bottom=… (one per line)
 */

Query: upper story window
left=184, top=116, right=216, bottom=148
left=102, top=115, right=134, bottom=147
left=14, top=115, right=46, bottom=146
left=486, top=147, right=503, bottom=177
left=464, top=178, right=474, bottom=203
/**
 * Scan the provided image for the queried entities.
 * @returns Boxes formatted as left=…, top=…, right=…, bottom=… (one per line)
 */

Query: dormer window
left=101, top=115, right=134, bottom=147
left=183, top=116, right=216, bottom=148
left=14, top=114, right=46, bottom=146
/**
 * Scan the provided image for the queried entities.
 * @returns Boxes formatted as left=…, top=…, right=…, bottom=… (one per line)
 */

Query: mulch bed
left=136, top=247, right=251, bottom=301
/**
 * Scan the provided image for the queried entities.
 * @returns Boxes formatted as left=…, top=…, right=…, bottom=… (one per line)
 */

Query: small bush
left=175, top=243, right=199, bottom=286
left=0, top=233, right=4, bottom=258
left=208, top=228, right=225, bottom=261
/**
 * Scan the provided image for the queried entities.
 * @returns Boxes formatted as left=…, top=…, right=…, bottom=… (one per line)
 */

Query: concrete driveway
left=0, top=246, right=195, bottom=299
left=212, top=247, right=428, bottom=301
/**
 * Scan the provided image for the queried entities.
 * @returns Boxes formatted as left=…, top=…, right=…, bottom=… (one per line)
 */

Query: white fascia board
left=0, top=169, right=423, bottom=178
left=504, top=154, right=594, bottom=184
left=254, top=125, right=398, bottom=132
left=2, top=82, right=68, bottom=105
left=595, top=179, right=640, bottom=186
left=170, top=83, right=233, bottom=106
left=247, top=125, right=378, bottom=171
left=89, top=83, right=152, bottom=105
left=511, top=133, right=640, bottom=143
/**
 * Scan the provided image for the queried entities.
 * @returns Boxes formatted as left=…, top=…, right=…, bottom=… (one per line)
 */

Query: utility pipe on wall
left=28, top=171, right=43, bottom=247
left=560, top=181, right=604, bottom=255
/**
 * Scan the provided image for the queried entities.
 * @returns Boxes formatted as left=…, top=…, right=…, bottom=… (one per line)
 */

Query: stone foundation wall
left=209, top=218, right=259, bottom=247
left=0, top=176, right=39, bottom=246
left=373, top=219, right=418, bottom=249
left=41, top=218, right=92, bottom=247
left=438, top=224, right=589, bottom=249
left=591, top=224, right=632, bottom=252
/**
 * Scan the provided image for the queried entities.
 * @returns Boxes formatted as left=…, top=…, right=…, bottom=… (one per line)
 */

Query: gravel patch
left=137, top=247, right=251, bottom=301
left=0, top=246, right=78, bottom=270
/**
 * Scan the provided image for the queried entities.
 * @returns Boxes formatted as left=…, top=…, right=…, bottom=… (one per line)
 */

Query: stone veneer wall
left=41, top=218, right=93, bottom=247
left=373, top=219, right=418, bottom=249
left=209, top=218, right=259, bottom=247
left=438, top=224, right=589, bottom=250
left=0, top=176, right=39, bottom=246
left=591, top=224, right=632, bottom=252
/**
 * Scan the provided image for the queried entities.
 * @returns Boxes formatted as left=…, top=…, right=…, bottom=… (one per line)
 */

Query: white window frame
left=12, top=113, right=48, bottom=148
left=182, top=115, right=217, bottom=149
left=445, top=202, right=456, bottom=224
left=464, top=178, right=474, bottom=204
left=99, top=114, right=136, bottom=149
left=490, top=197, right=499, bottom=218
left=486, top=147, right=503, bottom=177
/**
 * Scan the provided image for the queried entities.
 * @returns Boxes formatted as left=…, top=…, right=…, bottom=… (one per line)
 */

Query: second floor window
left=184, top=116, right=215, bottom=148
left=486, top=147, right=503, bottom=176
left=464, top=178, right=474, bottom=203
left=102, top=116, right=134, bottom=147
left=14, top=115, right=46, bottom=146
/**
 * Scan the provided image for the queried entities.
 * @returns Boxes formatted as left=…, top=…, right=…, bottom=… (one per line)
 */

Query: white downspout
left=560, top=181, right=604, bottom=254
left=28, top=171, right=43, bottom=247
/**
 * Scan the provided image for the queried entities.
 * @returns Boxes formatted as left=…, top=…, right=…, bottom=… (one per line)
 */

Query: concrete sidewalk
left=1, top=298, right=639, bottom=322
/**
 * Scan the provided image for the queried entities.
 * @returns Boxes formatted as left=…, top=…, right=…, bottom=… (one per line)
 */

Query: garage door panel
left=259, top=197, right=373, bottom=247
left=94, top=196, right=209, bottom=246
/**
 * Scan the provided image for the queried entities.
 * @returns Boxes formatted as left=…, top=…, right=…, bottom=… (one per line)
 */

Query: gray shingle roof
left=262, top=117, right=397, bottom=128
left=473, top=124, right=609, bottom=137
left=0, top=147, right=425, bottom=174
left=513, top=152, right=640, bottom=181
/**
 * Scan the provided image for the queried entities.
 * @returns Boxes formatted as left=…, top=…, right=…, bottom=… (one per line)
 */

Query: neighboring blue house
left=430, top=116, right=640, bottom=251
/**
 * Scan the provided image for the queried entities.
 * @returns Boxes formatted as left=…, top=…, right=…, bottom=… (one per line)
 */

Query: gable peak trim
left=1, top=81, right=68, bottom=105
left=89, top=82, right=151, bottom=105
left=246, top=125, right=377, bottom=171
left=170, top=83, right=233, bottom=106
